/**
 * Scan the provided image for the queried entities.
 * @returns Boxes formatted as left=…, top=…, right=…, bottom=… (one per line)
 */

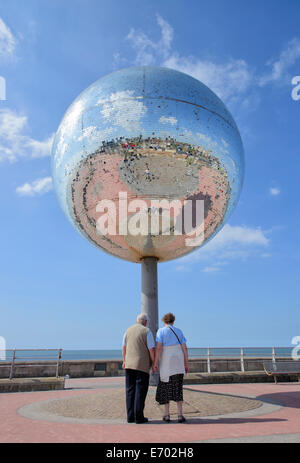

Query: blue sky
left=0, top=0, right=300, bottom=349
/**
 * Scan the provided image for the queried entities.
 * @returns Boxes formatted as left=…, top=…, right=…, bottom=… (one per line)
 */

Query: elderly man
left=122, top=314, right=155, bottom=424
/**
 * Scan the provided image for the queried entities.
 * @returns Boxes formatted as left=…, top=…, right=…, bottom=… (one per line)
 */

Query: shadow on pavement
left=256, top=390, right=300, bottom=409
left=178, top=417, right=287, bottom=425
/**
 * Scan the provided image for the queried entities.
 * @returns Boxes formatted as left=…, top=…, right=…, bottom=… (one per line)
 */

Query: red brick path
left=0, top=377, right=299, bottom=443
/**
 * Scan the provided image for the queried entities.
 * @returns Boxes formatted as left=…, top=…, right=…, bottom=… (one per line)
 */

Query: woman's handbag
left=150, top=370, right=160, bottom=386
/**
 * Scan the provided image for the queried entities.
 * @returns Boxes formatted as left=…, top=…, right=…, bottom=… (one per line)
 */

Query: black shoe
left=178, top=415, right=186, bottom=423
left=135, top=417, right=149, bottom=424
left=127, top=419, right=135, bottom=423
left=163, top=415, right=171, bottom=422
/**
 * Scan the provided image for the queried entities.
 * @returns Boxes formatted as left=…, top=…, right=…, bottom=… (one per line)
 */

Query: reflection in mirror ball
left=51, top=66, right=244, bottom=263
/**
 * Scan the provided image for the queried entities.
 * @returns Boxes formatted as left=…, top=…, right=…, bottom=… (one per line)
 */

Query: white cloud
left=0, top=109, right=54, bottom=162
left=98, top=90, right=147, bottom=133
left=202, top=266, right=220, bottom=273
left=78, top=125, right=98, bottom=141
left=269, top=187, right=280, bottom=196
left=159, top=116, right=177, bottom=125
left=123, top=16, right=264, bottom=133
left=260, top=38, right=300, bottom=86
left=197, top=132, right=215, bottom=145
left=27, top=135, right=55, bottom=159
left=126, top=28, right=156, bottom=66
left=0, top=109, right=27, bottom=139
left=177, top=224, right=269, bottom=272
left=175, top=264, right=191, bottom=272
left=125, top=15, right=254, bottom=104
left=211, top=224, right=269, bottom=248
left=156, top=14, right=174, bottom=59
left=126, top=13, right=173, bottom=65
left=122, top=13, right=300, bottom=128
left=77, top=125, right=114, bottom=143
left=164, top=54, right=253, bottom=102
left=123, top=14, right=300, bottom=133
left=16, top=177, right=53, bottom=197
left=0, top=17, right=16, bottom=57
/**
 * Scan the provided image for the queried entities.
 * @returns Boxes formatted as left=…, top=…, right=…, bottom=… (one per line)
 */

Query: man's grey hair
left=136, top=313, right=148, bottom=323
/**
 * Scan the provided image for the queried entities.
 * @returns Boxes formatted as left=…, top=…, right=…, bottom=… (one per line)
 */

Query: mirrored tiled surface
left=52, top=66, right=244, bottom=262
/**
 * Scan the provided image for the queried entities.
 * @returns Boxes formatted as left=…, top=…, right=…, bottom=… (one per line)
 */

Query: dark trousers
left=125, top=369, right=149, bottom=422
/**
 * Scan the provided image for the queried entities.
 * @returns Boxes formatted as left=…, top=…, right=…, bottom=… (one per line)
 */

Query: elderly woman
left=153, top=313, right=189, bottom=423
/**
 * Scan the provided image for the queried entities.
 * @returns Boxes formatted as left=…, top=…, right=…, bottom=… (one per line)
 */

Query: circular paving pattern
left=36, top=387, right=262, bottom=422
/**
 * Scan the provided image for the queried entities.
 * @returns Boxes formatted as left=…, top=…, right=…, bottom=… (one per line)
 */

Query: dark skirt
left=155, top=374, right=184, bottom=404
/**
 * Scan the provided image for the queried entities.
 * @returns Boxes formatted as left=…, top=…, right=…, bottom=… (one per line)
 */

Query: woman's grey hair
left=136, top=313, right=148, bottom=323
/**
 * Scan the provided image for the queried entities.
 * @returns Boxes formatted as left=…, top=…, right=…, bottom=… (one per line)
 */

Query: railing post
left=9, top=349, right=16, bottom=380
left=56, top=349, right=62, bottom=378
left=207, top=347, right=211, bottom=374
left=240, top=347, right=245, bottom=372
left=272, top=347, right=276, bottom=363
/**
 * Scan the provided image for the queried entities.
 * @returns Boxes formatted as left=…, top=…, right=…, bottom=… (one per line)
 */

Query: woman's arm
left=153, top=342, right=163, bottom=372
left=182, top=343, right=189, bottom=373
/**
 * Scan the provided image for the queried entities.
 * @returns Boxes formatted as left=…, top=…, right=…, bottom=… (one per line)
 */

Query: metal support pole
left=141, top=257, right=159, bottom=385
left=207, top=347, right=211, bottom=374
left=10, top=349, right=16, bottom=380
left=141, top=257, right=158, bottom=336
left=272, top=347, right=276, bottom=363
left=56, top=348, right=62, bottom=378
left=240, top=347, right=245, bottom=372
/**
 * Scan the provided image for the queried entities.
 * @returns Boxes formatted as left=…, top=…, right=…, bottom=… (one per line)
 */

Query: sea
left=61, top=347, right=294, bottom=360
left=0, top=347, right=295, bottom=362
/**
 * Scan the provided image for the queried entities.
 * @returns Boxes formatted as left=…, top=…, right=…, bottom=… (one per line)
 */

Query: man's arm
left=149, top=347, right=155, bottom=367
left=122, top=345, right=126, bottom=369
left=122, top=331, right=126, bottom=369
left=147, top=330, right=156, bottom=371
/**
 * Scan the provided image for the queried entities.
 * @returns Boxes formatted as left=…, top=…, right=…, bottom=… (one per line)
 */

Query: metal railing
left=0, top=349, right=62, bottom=379
left=188, top=347, right=293, bottom=373
left=0, top=347, right=294, bottom=377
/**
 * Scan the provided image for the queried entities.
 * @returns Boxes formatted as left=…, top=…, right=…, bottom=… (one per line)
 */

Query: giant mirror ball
left=51, top=66, right=244, bottom=262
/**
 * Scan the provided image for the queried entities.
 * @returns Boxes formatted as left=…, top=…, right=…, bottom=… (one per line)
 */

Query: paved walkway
left=0, top=377, right=300, bottom=443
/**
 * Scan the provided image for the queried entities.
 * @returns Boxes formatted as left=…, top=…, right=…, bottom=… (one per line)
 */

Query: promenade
left=0, top=376, right=300, bottom=443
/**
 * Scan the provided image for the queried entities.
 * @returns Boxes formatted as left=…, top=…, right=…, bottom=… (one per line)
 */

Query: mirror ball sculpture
left=51, top=66, right=244, bottom=340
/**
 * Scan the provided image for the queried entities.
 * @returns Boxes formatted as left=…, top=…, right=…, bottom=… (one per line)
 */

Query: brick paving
left=37, top=386, right=261, bottom=421
left=0, top=377, right=300, bottom=443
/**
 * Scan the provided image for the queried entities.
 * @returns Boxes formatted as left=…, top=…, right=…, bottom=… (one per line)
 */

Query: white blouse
left=159, top=344, right=185, bottom=383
